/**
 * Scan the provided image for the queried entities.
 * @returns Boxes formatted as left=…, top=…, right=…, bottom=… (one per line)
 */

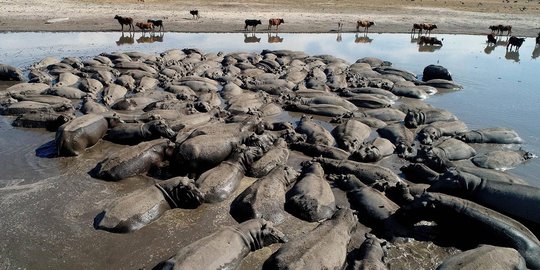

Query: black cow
left=245, top=19, right=262, bottom=31
left=147, top=19, right=164, bottom=31
left=190, top=10, right=200, bottom=19
left=536, top=32, right=540, bottom=45
left=507, top=36, right=525, bottom=51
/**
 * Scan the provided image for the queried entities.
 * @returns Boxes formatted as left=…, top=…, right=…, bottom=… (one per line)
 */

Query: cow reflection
left=116, top=32, right=135, bottom=46
left=244, top=33, right=261, bottom=43
left=496, top=36, right=509, bottom=47
left=418, top=44, right=442, bottom=52
left=532, top=45, right=540, bottom=59
left=410, top=35, right=419, bottom=44
left=268, top=33, right=283, bottom=43
left=505, top=50, right=520, bottom=62
left=484, top=43, right=496, bottom=54
left=136, top=32, right=164, bottom=44
left=355, top=33, right=373, bottom=43
left=336, top=32, right=342, bottom=42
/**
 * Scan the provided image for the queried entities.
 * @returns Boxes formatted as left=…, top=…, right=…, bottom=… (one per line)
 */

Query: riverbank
left=0, top=0, right=539, bottom=36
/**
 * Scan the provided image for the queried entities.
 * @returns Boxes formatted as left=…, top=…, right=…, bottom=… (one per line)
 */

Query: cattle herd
left=1, top=40, right=539, bottom=269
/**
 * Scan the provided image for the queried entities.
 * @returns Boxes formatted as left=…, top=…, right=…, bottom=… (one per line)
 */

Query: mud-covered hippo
left=263, top=208, right=357, bottom=270
left=348, top=234, right=388, bottom=270
left=94, top=176, right=189, bottom=233
left=428, top=169, right=540, bottom=226
left=404, top=109, right=457, bottom=128
left=91, top=139, right=174, bottom=181
left=295, top=115, right=336, bottom=146
left=377, top=124, right=414, bottom=158
left=231, top=165, right=299, bottom=224
left=455, top=128, right=524, bottom=144
left=55, top=114, right=108, bottom=156
left=12, top=112, right=73, bottom=131
left=105, top=120, right=176, bottom=145
left=0, top=63, right=25, bottom=81
left=416, top=138, right=477, bottom=162
left=155, top=219, right=287, bottom=270
left=471, top=149, right=535, bottom=170
left=286, top=162, right=336, bottom=222
left=350, top=137, right=395, bottom=162
left=315, top=157, right=401, bottom=184
left=398, top=192, right=540, bottom=269
left=331, top=119, right=372, bottom=153
left=290, top=142, right=350, bottom=160
left=167, top=145, right=263, bottom=208
left=249, top=138, right=290, bottom=178
left=436, top=245, right=526, bottom=270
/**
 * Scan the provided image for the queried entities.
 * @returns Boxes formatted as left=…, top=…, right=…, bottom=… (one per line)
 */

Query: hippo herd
left=1, top=48, right=539, bottom=269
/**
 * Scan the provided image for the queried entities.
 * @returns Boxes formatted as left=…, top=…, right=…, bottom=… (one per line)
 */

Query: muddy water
left=0, top=32, right=538, bottom=269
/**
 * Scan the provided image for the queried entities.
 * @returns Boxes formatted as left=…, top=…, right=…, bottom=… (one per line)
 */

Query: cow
left=190, top=10, right=200, bottom=20
left=147, top=19, right=164, bottom=31
left=136, top=22, right=154, bottom=34
left=337, top=21, right=343, bottom=31
left=268, top=33, right=284, bottom=43
left=411, top=23, right=423, bottom=35
left=268, top=18, right=285, bottom=30
left=245, top=19, right=262, bottom=31
left=421, top=23, right=437, bottom=35
left=356, top=20, right=374, bottom=33
left=487, top=33, right=497, bottom=44
left=489, top=25, right=500, bottom=34
left=536, top=32, right=540, bottom=45
left=506, top=36, right=525, bottom=51
left=418, top=36, right=443, bottom=46
left=114, top=15, right=134, bottom=32
left=498, top=25, right=512, bottom=35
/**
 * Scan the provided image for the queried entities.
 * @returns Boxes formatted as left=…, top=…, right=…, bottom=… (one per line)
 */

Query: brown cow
left=114, top=15, right=134, bottom=32
left=421, top=23, right=437, bottom=35
left=356, top=20, right=375, bottom=33
left=268, top=18, right=285, bottom=30
left=136, top=22, right=154, bottom=33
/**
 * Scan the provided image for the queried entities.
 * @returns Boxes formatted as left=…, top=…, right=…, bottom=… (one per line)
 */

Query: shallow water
left=0, top=32, right=539, bottom=269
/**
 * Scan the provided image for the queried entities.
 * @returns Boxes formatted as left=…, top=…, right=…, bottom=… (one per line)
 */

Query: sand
left=0, top=0, right=539, bottom=36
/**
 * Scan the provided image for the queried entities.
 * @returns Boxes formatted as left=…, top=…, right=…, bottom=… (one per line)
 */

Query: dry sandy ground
left=0, top=0, right=539, bottom=36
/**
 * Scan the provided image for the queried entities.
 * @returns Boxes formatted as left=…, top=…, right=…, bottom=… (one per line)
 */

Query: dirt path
left=0, top=0, right=539, bottom=36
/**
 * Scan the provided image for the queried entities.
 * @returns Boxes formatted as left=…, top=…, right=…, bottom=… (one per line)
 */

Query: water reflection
left=505, top=49, right=520, bottom=62
left=136, top=32, right=164, bottom=44
left=267, top=33, right=283, bottom=43
left=336, top=32, right=342, bottom=42
left=354, top=33, right=373, bottom=43
left=244, top=33, right=261, bottom=43
left=116, top=32, right=135, bottom=46
left=532, top=45, right=540, bottom=59
left=418, top=44, right=442, bottom=52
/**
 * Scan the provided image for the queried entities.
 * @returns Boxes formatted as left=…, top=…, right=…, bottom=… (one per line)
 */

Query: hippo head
left=404, top=110, right=425, bottom=128
left=342, top=139, right=361, bottom=153
left=282, top=129, right=306, bottom=143
left=417, top=126, right=441, bottom=145
left=194, top=101, right=211, bottom=112
left=242, top=219, right=287, bottom=250
left=353, top=143, right=381, bottom=162
left=360, top=233, right=387, bottom=256
left=332, top=208, right=358, bottom=233
left=301, top=161, right=324, bottom=176
left=148, top=120, right=176, bottom=139
left=232, top=144, right=264, bottom=170
left=395, top=141, right=414, bottom=159
left=328, top=174, right=365, bottom=191
left=520, top=149, right=537, bottom=160
left=280, top=165, right=300, bottom=186
left=454, top=131, right=475, bottom=142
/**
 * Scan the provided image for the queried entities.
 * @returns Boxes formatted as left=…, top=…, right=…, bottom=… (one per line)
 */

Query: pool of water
left=1, top=31, right=539, bottom=183
left=0, top=32, right=539, bottom=269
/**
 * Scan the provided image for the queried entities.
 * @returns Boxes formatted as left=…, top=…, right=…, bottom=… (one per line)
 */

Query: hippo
left=0, top=63, right=25, bottom=81
left=103, top=84, right=128, bottom=106
left=332, top=174, right=400, bottom=227
left=436, top=245, right=526, bottom=270
left=390, top=82, right=428, bottom=99
left=415, top=138, right=476, bottom=162
left=404, top=109, right=457, bottom=128
left=344, top=93, right=394, bottom=109
left=360, top=108, right=406, bottom=122
left=455, top=128, right=524, bottom=144
left=422, top=79, right=463, bottom=90
left=249, top=138, right=290, bottom=178
left=79, top=78, right=104, bottom=94
left=350, top=137, right=395, bottom=162
left=3, top=82, right=49, bottom=97
left=94, top=176, right=190, bottom=233
left=55, top=114, right=108, bottom=156
left=298, top=95, right=358, bottom=111
left=286, top=162, right=336, bottom=222
left=231, top=165, right=299, bottom=224
left=428, top=169, right=540, bottom=226
left=290, top=142, right=350, bottom=160
left=155, top=219, right=287, bottom=270
left=263, top=208, right=357, bottom=270
left=105, top=120, right=176, bottom=145
left=285, top=102, right=353, bottom=117
left=12, top=112, right=73, bottom=131
left=80, top=97, right=109, bottom=114
left=397, top=192, right=540, bottom=269
left=91, top=138, right=175, bottom=181
left=348, top=234, right=388, bottom=270
left=167, top=145, right=262, bottom=208
left=135, top=76, right=159, bottom=93
left=295, top=115, right=336, bottom=146
left=422, top=64, right=452, bottom=81
left=46, top=86, right=87, bottom=99
left=316, top=157, right=401, bottom=184
left=331, top=119, right=372, bottom=153
left=471, top=149, right=535, bottom=170
left=28, top=69, right=54, bottom=84
left=377, top=124, right=415, bottom=158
